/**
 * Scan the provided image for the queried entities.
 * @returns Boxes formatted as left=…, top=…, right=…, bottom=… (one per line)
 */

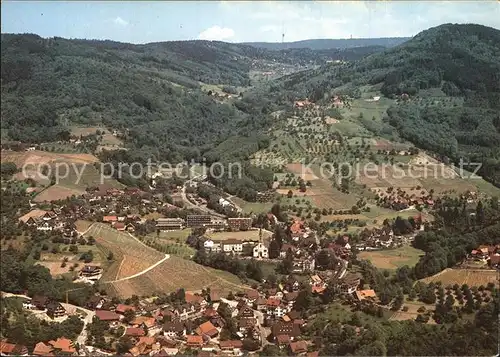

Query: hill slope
left=247, top=24, right=500, bottom=187
left=243, top=37, right=410, bottom=50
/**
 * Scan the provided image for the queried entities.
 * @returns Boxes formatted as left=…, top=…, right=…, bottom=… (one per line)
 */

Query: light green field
left=231, top=197, right=273, bottom=214
left=358, top=245, right=424, bottom=270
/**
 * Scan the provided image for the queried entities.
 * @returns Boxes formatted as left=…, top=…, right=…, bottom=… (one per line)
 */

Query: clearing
left=358, top=245, right=424, bottom=270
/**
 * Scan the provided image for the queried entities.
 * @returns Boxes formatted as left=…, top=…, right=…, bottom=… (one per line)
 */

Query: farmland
left=85, top=223, right=165, bottom=281
left=104, top=255, right=250, bottom=298
left=419, top=268, right=499, bottom=287
left=358, top=245, right=424, bottom=270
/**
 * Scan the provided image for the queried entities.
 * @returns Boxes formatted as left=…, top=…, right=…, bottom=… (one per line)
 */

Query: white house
left=252, top=243, right=269, bottom=259
left=222, top=240, right=243, bottom=254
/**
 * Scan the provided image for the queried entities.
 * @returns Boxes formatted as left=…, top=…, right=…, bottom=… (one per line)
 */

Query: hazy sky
left=2, top=1, right=499, bottom=43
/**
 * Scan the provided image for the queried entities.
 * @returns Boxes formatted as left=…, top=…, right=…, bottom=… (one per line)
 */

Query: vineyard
left=85, top=223, right=165, bottom=281
left=419, top=268, right=499, bottom=287
left=104, top=256, right=250, bottom=298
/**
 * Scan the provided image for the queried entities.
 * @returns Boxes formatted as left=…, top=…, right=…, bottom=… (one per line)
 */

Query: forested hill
left=243, top=37, right=410, bottom=50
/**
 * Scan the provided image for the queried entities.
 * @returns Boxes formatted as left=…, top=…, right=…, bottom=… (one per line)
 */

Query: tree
left=268, top=240, right=280, bottom=259
left=287, top=190, right=293, bottom=198
left=122, top=309, right=136, bottom=324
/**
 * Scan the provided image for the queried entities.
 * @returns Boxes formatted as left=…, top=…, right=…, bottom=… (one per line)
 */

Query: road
left=181, top=174, right=225, bottom=218
left=1, top=292, right=94, bottom=353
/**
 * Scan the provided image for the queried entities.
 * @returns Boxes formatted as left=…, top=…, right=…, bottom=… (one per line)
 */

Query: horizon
left=1, top=1, right=499, bottom=44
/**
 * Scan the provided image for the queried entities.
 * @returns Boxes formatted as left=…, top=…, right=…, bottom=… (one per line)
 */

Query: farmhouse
left=95, top=310, right=121, bottom=322
left=186, top=335, right=204, bottom=348
left=156, top=218, right=185, bottom=230
left=0, top=341, right=29, bottom=356
left=163, top=321, right=186, bottom=338
left=46, top=301, right=66, bottom=319
left=221, top=239, right=244, bottom=254
left=80, top=265, right=102, bottom=278
left=195, top=321, right=219, bottom=338
left=18, top=209, right=48, bottom=224
left=289, top=340, right=308, bottom=355
left=32, top=342, right=54, bottom=356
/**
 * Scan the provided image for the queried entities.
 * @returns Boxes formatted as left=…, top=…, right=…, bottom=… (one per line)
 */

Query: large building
left=186, top=215, right=212, bottom=228
left=228, top=217, right=252, bottom=231
left=156, top=218, right=185, bottom=230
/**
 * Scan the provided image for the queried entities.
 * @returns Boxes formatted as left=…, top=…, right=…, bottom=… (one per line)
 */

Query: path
left=103, top=254, right=170, bottom=283
left=1, top=292, right=94, bottom=353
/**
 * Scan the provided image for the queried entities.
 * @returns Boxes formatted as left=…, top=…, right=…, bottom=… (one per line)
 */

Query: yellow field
left=358, top=245, right=424, bottom=270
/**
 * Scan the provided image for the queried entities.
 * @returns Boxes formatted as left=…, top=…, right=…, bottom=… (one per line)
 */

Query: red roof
left=266, top=298, right=281, bottom=307
left=290, top=340, right=308, bottom=354
left=0, top=341, right=15, bottom=354
left=116, top=304, right=136, bottom=314
left=103, top=216, right=118, bottom=222
left=125, top=327, right=146, bottom=337
left=277, top=335, right=290, bottom=345
left=186, top=335, right=203, bottom=346
left=114, top=222, right=126, bottom=230
left=95, top=310, right=121, bottom=321
left=290, top=220, right=304, bottom=234
left=196, top=321, right=218, bottom=337
left=48, top=337, right=76, bottom=354
left=220, top=340, right=243, bottom=349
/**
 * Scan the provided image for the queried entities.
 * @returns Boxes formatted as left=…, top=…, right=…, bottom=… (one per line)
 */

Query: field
left=85, top=223, right=165, bottom=281
left=419, top=268, right=499, bottom=287
left=146, top=230, right=196, bottom=259
left=0, top=150, right=99, bottom=167
left=36, top=244, right=106, bottom=277
left=358, top=245, right=424, bottom=270
left=207, top=229, right=273, bottom=243
left=230, top=197, right=273, bottom=214
left=33, top=184, right=85, bottom=202
left=389, top=301, right=436, bottom=323
left=104, top=255, right=250, bottom=298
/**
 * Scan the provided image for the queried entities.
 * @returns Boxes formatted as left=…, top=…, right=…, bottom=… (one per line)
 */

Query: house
left=113, top=222, right=126, bottom=231
left=221, top=239, right=243, bottom=254
left=276, top=334, right=291, bottom=346
left=18, top=209, right=48, bottom=224
left=254, top=297, right=267, bottom=312
left=163, top=321, right=186, bottom=338
left=195, top=321, right=218, bottom=338
left=0, top=341, right=29, bottom=356
left=228, top=218, right=252, bottom=231
left=32, top=342, right=54, bottom=356
left=85, top=295, right=105, bottom=310
left=185, top=292, right=207, bottom=309
left=238, top=318, right=257, bottom=334
left=336, top=273, right=361, bottom=294
left=292, top=257, right=315, bottom=273
left=253, top=242, right=269, bottom=259
left=283, top=292, right=299, bottom=307
left=131, top=316, right=157, bottom=330
left=355, top=289, right=377, bottom=301
left=266, top=298, right=287, bottom=317
left=156, top=218, right=185, bottom=230
left=80, top=265, right=102, bottom=278
left=95, top=310, right=121, bottom=322
left=22, top=300, right=36, bottom=310
left=289, top=340, right=308, bottom=355
left=237, top=306, right=254, bottom=318
left=48, top=337, right=76, bottom=355
left=489, top=255, right=500, bottom=268
left=125, top=328, right=146, bottom=337
left=245, top=289, right=260, bottom=303
left=219, top=340, right=243, bottom=351
left=272, top=321, right=301, bottom=342
left=186, top=335, right=204, bottom=348
left=280, top=244, right=296, bottom=258
left=116, top=304, right=136, bottom=314
left=103, top=216, right=118, bottom=223
left=46, top=301, right=66, bottom=319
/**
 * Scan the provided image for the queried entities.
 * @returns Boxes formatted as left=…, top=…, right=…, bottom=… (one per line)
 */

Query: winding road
left=1, top=292, right=94, bottom=353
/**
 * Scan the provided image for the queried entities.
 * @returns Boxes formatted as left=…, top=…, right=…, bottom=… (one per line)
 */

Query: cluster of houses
left=156, top=216, right=252, bottom=232
left=469, top=245, right=500, bottom=268
left=1, top=337, right=77, bottom=356
left=372, top=187, right=435, bottom=211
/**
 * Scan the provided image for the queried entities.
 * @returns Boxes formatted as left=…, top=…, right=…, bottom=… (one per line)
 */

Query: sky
left=1, top=1, right=499, bottom=44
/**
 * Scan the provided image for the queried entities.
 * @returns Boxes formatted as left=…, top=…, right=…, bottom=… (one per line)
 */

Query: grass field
left=146, top=230, right=195, bottom=259
left=389, top=300, right=436, bottom=323
left=358, top=245, right=424, bottom=270
left=104, top=255, right=250, bottom=298
left=231, top=197, right=273, bottom=214
left=419, top=268, right=499, bottom=287
left=85, top=223, right=165, bottom=281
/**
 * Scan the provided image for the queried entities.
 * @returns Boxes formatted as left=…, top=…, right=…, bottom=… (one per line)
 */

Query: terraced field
left=85, top=223, right=165, bottom=281
left=105, top=255, right=250, bottom=298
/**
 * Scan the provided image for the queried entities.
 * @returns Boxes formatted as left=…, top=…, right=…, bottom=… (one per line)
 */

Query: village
left=1, top=179, right=461, bottom=357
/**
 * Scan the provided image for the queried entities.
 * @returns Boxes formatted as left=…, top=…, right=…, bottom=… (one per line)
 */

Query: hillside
left=243, top=37, right=410, bottom=50
left=247, top=24, right=500, bottom=187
